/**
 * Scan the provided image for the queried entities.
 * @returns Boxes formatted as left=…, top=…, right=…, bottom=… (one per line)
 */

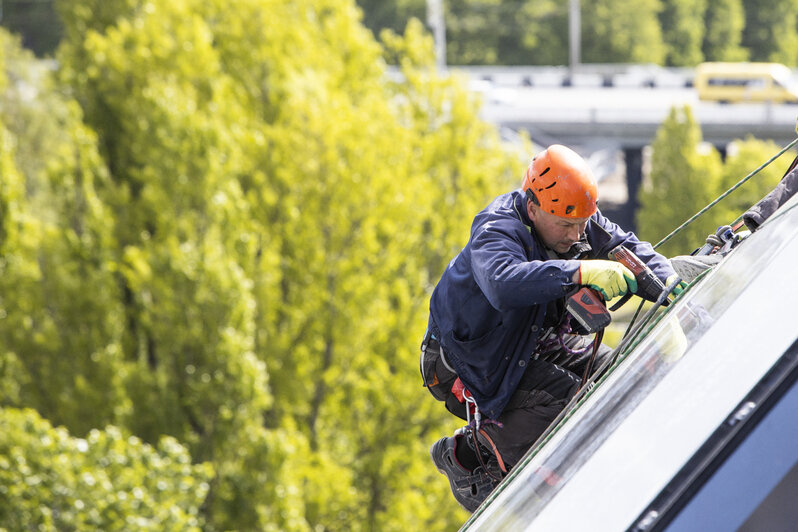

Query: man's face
left=527, top=201, right=590, bottom=254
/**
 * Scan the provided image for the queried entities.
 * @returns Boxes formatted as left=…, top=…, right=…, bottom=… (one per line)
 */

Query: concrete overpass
left=454, top=65, right=798, bottom=229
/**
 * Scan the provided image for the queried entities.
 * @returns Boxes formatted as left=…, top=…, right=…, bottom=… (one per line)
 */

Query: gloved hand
left=666, top=274, right=688, bottom=296
left=578, top=260, right=637, bottom=301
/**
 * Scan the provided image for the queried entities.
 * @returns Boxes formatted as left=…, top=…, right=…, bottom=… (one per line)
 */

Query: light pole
left=427, top=0, right=447, bottom=71
left=569, top=0, right=581, bottom=77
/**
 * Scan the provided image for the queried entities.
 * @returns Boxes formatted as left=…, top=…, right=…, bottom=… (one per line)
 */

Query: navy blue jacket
left=429, top=190, right=676, bottom=420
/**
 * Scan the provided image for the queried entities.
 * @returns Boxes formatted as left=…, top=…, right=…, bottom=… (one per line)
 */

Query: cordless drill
left=608, top=245, right=669, bottom=309
left=565, top=246, right=669, bottom=333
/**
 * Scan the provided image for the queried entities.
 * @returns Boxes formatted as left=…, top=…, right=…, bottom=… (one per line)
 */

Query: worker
left=420, top=144, right=679, bottom=512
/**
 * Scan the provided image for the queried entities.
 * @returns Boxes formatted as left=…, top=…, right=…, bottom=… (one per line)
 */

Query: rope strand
left=654, top=136, right=798, bottom=250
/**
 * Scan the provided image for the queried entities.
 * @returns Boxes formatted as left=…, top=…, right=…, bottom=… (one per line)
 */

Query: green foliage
left=0, top=407, right=212, bottom=531
left=637, top=112, right=797, bottom=258
left=0, top=115, right=30, bottom=410
left=659, top=0, right=708, bottom=66
left=446, top=0, right=568, bottom=65
left=55, top=1, right=306, bottom=528
left=6, top=1, right=523, bottom=530
left=357, top=0, right=426, bottom=38
left=360, top=0, right=793, bottom=67
left=742, top=0, right=798, bottom=64
left=4, top=0, right=798, bottom=67
left=582, top=0, right=665, bottom=64
left=5, top=1, right=794, bottom=531
left=711, top=138, right=796, bottom=225
left=0, top=28, right=128, bottom=434
left=0, top=0, right=63, bottom=57
left=231, top=8, right=517, bottom=527
left=636, top=105, right=723, bottom=256
left=702, top=0, right=747, bottom=62
left=381, top=20, right=527, bottom=277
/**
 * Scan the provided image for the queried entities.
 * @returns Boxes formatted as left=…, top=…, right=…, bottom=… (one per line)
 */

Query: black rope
left=654, top=137, right=798, bottom=251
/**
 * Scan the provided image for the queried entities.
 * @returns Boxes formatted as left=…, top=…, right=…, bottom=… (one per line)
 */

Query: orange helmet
left=522, top=144, right=598, bottom=218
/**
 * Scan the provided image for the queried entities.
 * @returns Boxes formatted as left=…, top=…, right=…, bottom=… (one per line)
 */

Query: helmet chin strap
left=525, top=188, right=539, bottom=206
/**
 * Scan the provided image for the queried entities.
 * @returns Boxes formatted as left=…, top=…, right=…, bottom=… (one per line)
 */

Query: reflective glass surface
left=463, top=196, right=798, bottom=531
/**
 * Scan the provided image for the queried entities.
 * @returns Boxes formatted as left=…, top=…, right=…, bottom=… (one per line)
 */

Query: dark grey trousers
left=421, top=332, right=610, bottom=469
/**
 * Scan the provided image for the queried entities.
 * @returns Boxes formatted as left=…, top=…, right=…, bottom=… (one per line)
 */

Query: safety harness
left=453, top=381, right=508, bottom=481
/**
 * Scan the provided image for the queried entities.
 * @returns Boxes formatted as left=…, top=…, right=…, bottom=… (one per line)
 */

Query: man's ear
left=527, top=200, right=537, bottom=222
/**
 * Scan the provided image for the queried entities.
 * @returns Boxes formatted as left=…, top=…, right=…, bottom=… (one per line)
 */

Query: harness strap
left=477, top=429, right=507, bottom=473
left=578, top=328, right=605, bottom=392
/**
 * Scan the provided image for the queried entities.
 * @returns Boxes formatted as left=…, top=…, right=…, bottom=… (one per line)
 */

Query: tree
left=702, top=0, right=748, bottom=62
left=582, top=0, right=665, bottom=64
left=742, top=0, right=798, bottom=65
left=356, top=0, right=426, bottom=39
left=636, top=106, right=723, bottom=256
left=0, top=28, right=128, bottom=435
left=659, top=0, right=708, bottom=66
left=444, top=0, right=568, bottom=65
left=0, top=408, right=212, bottom=530
left=711, top=137, right=796, bottom=226
left=50, top=0, right=525, bottom=529
left=218, top=3, right=519, bottom=526
left=54, top=0, right=312, bottom=528
left=0, top=0, right=625, bottom=528
left=0, top=0, right=63, bottom=56
left=53, top=2, right=314, bottom=530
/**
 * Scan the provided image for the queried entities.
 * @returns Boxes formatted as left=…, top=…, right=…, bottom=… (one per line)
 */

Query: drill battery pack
left=566, top=287, right=611, bottom=334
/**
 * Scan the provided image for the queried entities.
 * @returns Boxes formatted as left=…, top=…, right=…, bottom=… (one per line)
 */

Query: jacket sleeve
left=588, top=209, right=676, bottom=283
left=743, top=164, right=798, bottom=232
left=469, top=218, right=579, bottom=311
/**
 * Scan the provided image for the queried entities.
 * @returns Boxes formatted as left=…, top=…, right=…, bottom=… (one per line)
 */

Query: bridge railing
left=451, top=64, right=695, bottom=89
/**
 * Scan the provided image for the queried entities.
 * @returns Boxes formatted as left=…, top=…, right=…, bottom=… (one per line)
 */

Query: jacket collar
left=560, top=234, right=592, bottom=258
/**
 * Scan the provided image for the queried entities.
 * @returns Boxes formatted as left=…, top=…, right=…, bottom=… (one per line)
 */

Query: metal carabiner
left=464, top=392, right=481, bottom=432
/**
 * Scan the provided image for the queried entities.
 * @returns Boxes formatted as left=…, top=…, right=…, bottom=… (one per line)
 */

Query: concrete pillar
left=622, top=147, right=644, bottom=232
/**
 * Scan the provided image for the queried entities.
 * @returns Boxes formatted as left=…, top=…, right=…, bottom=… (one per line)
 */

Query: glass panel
left=665, top=373, right=798, bottom=531
left=463, top=197, right=798, bottom=531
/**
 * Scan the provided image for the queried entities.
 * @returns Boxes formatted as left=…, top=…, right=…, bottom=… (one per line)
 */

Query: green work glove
left=666, top=274, right=688, bottom=296
left=578, top=260, right=637, bottom=301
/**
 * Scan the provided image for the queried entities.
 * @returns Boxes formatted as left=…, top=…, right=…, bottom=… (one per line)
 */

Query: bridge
left=452, top=65, right=798, bottom=229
